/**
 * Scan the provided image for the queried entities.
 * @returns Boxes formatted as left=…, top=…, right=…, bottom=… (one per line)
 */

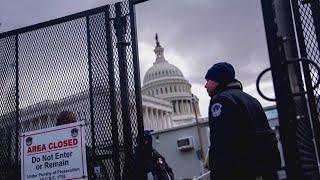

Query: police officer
left=205, top=62, right=281, bottom=180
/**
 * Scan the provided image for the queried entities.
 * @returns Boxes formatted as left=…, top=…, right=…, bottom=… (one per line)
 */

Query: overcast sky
left=0, top=0, right=275, bottom=117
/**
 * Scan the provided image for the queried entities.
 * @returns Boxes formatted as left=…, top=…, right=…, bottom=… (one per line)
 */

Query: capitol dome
left=141, top=34, right=200, bottom=127
left=143, top=61, right=184, bottom=85
left=143, top=36, right=184, bottom=85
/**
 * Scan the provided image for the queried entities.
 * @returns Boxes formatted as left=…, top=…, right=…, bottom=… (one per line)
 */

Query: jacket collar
left=212, top=79, right=242, bottom=98
left=226, top=81, right=242, bottom=90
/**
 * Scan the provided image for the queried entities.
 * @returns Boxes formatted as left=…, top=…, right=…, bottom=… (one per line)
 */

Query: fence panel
left=0, top=0, right=144, bottom=179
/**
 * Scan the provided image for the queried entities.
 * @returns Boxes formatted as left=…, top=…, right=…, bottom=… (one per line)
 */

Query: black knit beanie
left=205, top=62, right=235, bottom=84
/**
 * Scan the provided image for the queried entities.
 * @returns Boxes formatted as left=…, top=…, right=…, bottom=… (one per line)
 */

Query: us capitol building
left=141, top=35, right=201, bottom=131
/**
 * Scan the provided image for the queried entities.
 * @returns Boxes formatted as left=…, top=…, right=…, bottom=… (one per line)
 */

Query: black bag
left=151, top=150, right=174, bottom=180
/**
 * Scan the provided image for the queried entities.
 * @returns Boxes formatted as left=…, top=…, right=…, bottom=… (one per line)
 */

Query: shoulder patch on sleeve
left=211, top=103, right=222, bottom=117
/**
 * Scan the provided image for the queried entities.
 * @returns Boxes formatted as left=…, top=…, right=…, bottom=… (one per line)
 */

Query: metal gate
left=0, top=0, right=144, bottom=179
left=260, top=0, right=320, bottom=179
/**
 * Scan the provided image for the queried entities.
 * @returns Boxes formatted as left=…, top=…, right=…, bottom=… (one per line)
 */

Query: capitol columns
left=156, top=109, right=160, bottom=131
left=181, top=100, right=185, bottom=114
left=185, top=99, right=189, bottom=114
left=185, top=100, right=189, bottom=114
left=150, top=108, right=154, bottom=129
left=153, top=109, right=157, bottom=131
left=146, top=107, right=150, bottom=129
left=188, top=99, right=193, bottom=114
left=175, top=100, right=179, bottom=115
left=143, top=107, right=147, bottom=129
left=165, top=111, right=170, bottom=128
left=143, top=107, right=148, bottom=129
left=178, top=100, right=182, bottom=114
left=183, top=100, right=188, bottom=114
left=160, top=110, right=164, bottom=129
left=164, top=111, right=168, bottom=128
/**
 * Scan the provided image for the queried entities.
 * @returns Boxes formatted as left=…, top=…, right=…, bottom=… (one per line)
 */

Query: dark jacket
left=208, top=80, right=280, bottom=179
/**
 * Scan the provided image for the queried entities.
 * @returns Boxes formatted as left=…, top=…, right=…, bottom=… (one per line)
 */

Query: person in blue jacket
left=205, top=62, right=281, bottom=180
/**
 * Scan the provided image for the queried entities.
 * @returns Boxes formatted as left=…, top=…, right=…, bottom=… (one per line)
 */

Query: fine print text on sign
left=21, top=122, right=87, bottom=180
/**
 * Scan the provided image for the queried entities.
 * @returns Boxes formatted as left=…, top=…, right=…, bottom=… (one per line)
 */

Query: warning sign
left=21, top=122, right=87, bottom=180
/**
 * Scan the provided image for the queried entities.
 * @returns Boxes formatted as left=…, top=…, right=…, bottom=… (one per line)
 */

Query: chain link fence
left=292, top=0, right=320, bottom=177
left=0, top=0, right=144, bottom=179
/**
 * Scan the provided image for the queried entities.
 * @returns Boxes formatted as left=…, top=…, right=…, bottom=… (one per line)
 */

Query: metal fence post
left=128, top=0, right=147, bottom=179
left=86, top=15, right=97, bottom=180
left=104, top=6, right=121, bottom=180
left=261, top=0, right=320, bottom=178
left=14, top=34, right=20, bottom=180
left=115, top=2, right=134, bottom=179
